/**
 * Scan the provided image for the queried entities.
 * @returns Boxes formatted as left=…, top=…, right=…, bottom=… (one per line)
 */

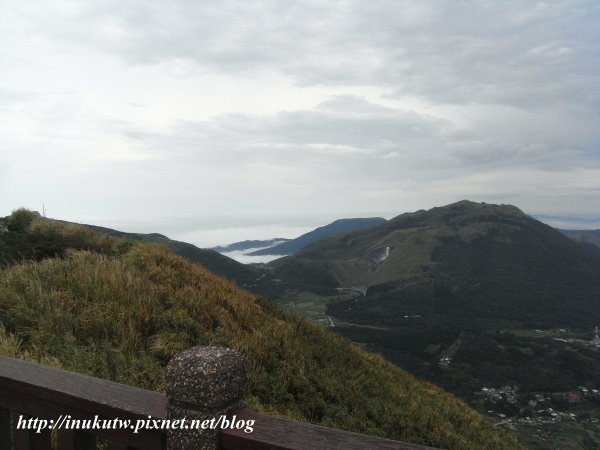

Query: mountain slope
left=271, top=200, right=600, bottom=327
left=66, top=222, right=264, bottom=287
left=0, top=211, right=518, bottom=449
left=560, top=228, right=600, bottom=248
left=249, top=217, right=386, bottom=256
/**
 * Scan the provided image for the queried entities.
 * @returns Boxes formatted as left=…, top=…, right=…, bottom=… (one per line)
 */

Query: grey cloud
left=16, top=1, right=599, bottom=107
left=147, top=96, right=446, bottom=167
left=131, top=95, right=596, bottom=191
left=315, top=96, right=399, bottom=114
left=3, top=0, right=600, bottom=226
left=101, top=120, right=154, bottom=141
left=0, top=86, right=37, bottom=104
left=444, top=141, right=587, bottom=171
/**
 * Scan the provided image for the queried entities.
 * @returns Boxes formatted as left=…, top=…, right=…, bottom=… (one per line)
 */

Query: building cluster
left=438, top=356, right=452, bottom=367
left=550, top=327, right=600, bottom=348
left=479, top=386, right=518, bottom=404
left=479, top=384, right=600, bottom=428
left=577, top=385, right=600, bottom=398
left=506, top=409, right=578, bottom=427
left=591, top=327, right=600, bottom=347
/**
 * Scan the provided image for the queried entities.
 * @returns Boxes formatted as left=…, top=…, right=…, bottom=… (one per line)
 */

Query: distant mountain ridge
left=211, top=238, right=290, bottom=253
left=249, top=217, right=387, bottom=256
left=68, top=212, right=600, bottom=327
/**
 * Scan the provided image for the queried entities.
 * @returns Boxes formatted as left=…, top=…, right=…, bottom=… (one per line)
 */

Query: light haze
left=1, top=1, right=599, bottom=247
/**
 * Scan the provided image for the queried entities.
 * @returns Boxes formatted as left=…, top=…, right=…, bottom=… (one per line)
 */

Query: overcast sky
left=2, top=0, right=599, bottom=246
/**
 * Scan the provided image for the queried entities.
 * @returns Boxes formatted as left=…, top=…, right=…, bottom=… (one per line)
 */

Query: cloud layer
left=1, top=0, right=599, bottom=243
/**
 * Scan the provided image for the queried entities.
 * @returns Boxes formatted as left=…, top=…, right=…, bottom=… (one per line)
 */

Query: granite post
left=165, top=346, right=246, bottom=450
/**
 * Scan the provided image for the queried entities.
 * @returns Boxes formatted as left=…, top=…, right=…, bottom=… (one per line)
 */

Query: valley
left=5, top=2, right=598, bottom=447
left=5, top=200, right=596, bottom=448
left=0, top=209, right=519, bottom=449
left=287, top=293, right=600, bottom=449
left=254, top=201, right=600, bottom=449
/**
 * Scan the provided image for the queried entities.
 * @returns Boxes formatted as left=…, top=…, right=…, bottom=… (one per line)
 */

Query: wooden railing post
left=0, top=407, right=11, bottom=449
left=165, top=346, right=246, bottom=450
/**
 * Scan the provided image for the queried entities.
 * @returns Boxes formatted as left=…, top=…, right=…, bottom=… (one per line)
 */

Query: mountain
left=269, top=200, right=600, bottom=327
left=559, top=228, right=600, bottom=248
left=211, top=238, right=290, bottom=253
left=0, top=209, right=518, bottom=449
left=61, top=222, right=266, bottom=287
left=263, top=201, right=600, bottom=447
left=249, top=217, right=387, bottom=256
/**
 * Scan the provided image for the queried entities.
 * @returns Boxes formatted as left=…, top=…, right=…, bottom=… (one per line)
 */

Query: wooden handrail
left=0, top=351, right=437, bottom=450
left=0, top=354, right=167, bottom=449
left=220, top=410, right=436, bottom=450
left=0, top=355, right=167, bottom=419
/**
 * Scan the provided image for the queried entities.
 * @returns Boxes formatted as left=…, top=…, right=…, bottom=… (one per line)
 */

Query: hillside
left=0, top=209, right=518, bottom=449
left=560, top=228, right=600, bottom=248
left=72, top=223, right=288, bottom=297
left=249, top=217, right=386, bottom=256
left=263, top=201, right=600, bottom=447
left=73, top=223, right=263, bottom=286
left=270, top=200, right=600, bottom=328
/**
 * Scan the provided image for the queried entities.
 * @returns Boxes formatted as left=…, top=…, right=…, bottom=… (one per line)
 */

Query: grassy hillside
left=0, top=210, right=518, bottom=449
left=72, top=222, right=264, bottom=286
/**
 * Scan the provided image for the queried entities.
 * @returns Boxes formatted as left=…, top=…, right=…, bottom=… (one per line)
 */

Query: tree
left=6, top=208, right=39, bottom=233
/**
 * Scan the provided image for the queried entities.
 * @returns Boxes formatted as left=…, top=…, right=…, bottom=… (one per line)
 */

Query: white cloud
left=172, top=224, right=314, bottom=249
left=220, top=250, right=286, bottom=264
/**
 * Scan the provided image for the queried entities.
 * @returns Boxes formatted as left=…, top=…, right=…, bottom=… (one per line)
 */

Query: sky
left=2, top=0, right=599, bottom=247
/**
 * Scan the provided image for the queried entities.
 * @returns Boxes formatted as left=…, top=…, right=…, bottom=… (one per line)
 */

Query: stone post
left=165, top=346, right=246, bottom=450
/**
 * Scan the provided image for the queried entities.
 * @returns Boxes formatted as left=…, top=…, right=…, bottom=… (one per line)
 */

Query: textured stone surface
left=167, top=400, right=244, bottom=450
left=165, top=346, right=246, bottom=450
left=166, top=346, right=246, bottom=409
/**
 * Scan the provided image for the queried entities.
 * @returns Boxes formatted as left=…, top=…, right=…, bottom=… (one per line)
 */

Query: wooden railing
left=0, top=347, right=437, bottom=450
